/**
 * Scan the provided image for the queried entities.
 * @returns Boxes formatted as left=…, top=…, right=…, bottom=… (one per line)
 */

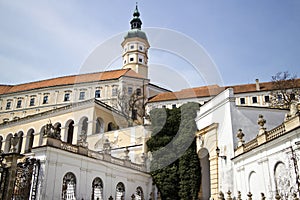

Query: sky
left=0, top=0, right=300, bottom=91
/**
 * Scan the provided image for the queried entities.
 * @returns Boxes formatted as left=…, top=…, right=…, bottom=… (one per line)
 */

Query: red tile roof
left=148, top=79, right=300, bottom=103
left=0, top=69, right=145, bottom=95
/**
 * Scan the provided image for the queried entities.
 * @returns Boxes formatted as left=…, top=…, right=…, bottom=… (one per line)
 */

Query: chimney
left=255, top=79, right=260, bottom=91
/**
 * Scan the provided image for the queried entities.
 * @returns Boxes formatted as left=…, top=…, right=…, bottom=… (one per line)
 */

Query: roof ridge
left=1, top=69, right=128, bottom=87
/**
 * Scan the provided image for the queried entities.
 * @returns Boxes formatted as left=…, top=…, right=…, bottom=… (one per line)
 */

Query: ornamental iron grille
left=92, top=177, right=103, bottom=200
left=135, top=186, right=144, bottom=200
left=115, top=182, right=125, bottom=200
left=62, top=172, right=76, bottom=200
left=12, top=157, right=40, bottom=200
left=0, top=163, right=9, bottom=200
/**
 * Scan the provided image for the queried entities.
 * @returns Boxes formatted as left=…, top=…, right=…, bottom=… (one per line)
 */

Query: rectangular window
left=112, top=88, right=118, bottom=97
left=129, top=57, right=134, bottom=62
left=95, top=90, right=101, bottom=98
left=172, top=104, right=176, bottom=109
left=128, top=87, right=133, bottom=95
left=278, top=94, right=283, bottom=101
left=79, top=92, right=85, bottom=100
left=290, top=93, right=295, bottom=100
left=130, top=45, right=134, bottom=49
left=139, top=58, right=143, bottom=63
left=16, top=100, right=22, bottom=108
left=162, top=105, right=166, bottom=108
left=139, top=46, right=143, bottom=51
left=136, top=88, right=142, bottom=96
left=29, top=98, right=35, bottom=106
left=252, top=96, right=258, bottom=104
left=240, top=98, right=245, bottom=105
left=43, top=96, right=48, bottom=104
left=64, top=93, right=70, bottom=102
left=264, top=95, right=270, bottom=103
left=132, top=109, right=137, bottom=120
left=6, top=102, right=11, bottom=110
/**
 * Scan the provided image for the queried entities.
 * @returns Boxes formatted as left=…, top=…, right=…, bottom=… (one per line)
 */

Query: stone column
left=87, top=120, right=96, bottom=136
left=72, top=124, right=79, bottom=145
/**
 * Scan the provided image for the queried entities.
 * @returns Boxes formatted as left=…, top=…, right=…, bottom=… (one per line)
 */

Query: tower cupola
left=121, top=4, right=150, bottom=79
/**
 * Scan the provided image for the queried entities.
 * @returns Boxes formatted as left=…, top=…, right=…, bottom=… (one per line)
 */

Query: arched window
left=108, top=122, right=118, bottom=132
left=65, top=120, right=74, bottom=144
left=95, top=118, right=104, bottom=134
left=135, top=187, right=144, bottom=200
left=62, top=172, right=76, bottom=200
left=248, top=171, right=260, bottom=199
left=274, top=162, right=291, bottom=198
left=25, top=129, right=35, bottom=153
left=79, top=117, right=88, bottom=135
left=4, top=133, right=13, bottom=153
left=92, top=177, right=103, bottom=200
left=115, top=182, right=125, bottom=200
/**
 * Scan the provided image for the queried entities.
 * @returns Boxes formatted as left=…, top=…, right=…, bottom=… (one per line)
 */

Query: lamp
left=216, top=146, right=227, bottom=160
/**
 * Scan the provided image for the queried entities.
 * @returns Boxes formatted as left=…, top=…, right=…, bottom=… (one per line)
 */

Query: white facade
left=195, top=88, right=288, bottom=199
left=33, top=145, right=152, bottom=200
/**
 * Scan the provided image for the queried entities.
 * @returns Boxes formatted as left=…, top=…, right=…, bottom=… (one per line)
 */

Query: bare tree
left=270, top=71, right=300, bottom=109
left=117, top=86, right=145, bottom=126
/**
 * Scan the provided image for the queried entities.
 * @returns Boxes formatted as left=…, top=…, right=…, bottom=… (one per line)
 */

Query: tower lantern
left=121, top=4, right=150, bottom=79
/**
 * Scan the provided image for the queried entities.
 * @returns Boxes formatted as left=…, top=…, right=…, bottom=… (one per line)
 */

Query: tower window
left=124, top=60, right=126, bottom=64
left=6, top=102, right=11, bottom=110
left=16, top=100, right=22, bottom=108
left=64, top=93, right=70, bottom=102
left=252, top=96, right=258, bottom=104
left=139, top=58, right=143, bottom=63
left=130, top=45, right=134, bottom=49
left=29, top=98, right=35, bottom=106
left=79, top=92, right=85, bottom=100
left=139, top=46, right=143, bottom=51
left=130, top=57, right=134, bottom=62
left=95, top=90, right=101, bottom=98
left=240, top=98, right=245, bottom=105
left=43, top=96, right=49, bottom=104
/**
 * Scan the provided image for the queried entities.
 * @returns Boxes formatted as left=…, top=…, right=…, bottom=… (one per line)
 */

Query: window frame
left=29, top=98, right=35, bottom=106
left=79, top=91, right=85, bottom=100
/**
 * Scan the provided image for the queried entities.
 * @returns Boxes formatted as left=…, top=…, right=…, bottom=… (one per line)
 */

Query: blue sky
left=0, top=0, right=300, bottom=91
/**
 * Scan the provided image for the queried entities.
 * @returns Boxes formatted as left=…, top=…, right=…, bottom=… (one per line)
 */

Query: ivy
left=147, top=102, right=201, bottom=200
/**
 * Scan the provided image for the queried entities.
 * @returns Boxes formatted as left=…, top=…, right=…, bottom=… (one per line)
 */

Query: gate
left=0, top=166, right=9, bottom=200
left=12, top=157, right=40, bottom=200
